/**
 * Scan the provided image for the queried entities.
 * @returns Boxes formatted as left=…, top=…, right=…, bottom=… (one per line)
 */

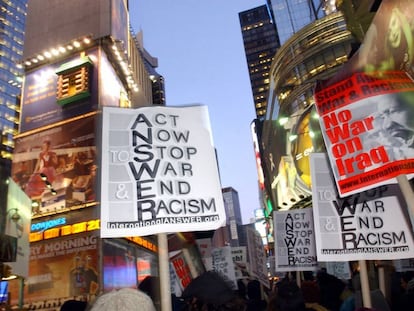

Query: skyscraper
left=239, top=5, right=280, bottom=120
left=0, top=0, right=27, bottom=234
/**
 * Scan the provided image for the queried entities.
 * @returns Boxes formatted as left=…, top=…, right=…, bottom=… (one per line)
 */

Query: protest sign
left=325, top=262, right=351, bottom=281
left=247, top=227, right=269, bottom=288
left=211, top=246, right=237, bottom=288
left=314, top=71, right=414, bottom=197
left=310, top=153, right=414, bottom=261
left=274, top=208, right=317, bottom=272
left=100, top=105, right=226, bottom=237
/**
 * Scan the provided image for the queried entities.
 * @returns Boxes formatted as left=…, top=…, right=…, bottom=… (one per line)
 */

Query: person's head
left=247, top=279, right=261, bottom=300
left=89, top=288, right=156, bottom=311
left=181, top=271, right=244, bottom=311
left=377, top=92, right=414, bottom=147
left=60, top=299, right=87, bottom=311
left=267, top=280, right=306, bottom=311
left=42, top=139, right=52, bottom=151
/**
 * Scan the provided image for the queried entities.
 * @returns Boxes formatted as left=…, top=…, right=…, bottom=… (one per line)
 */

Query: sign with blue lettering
left=100, top=105, right=226, bottom=237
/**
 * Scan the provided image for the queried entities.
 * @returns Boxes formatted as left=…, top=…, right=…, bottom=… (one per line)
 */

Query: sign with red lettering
left=314, top=71, right=414, bottom=196
left=310, top=153, right=414, bottom=261
left=100, top=106, right=226, bottom=237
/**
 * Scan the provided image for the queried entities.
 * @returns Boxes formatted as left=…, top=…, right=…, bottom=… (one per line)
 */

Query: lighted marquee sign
left=30, top=219, right=100, bottom=242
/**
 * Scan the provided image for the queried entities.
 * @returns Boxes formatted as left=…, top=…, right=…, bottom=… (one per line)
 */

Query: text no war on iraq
left=274, top=208, right=318, bottom=272
left=100, top=106, right=226, bottom=238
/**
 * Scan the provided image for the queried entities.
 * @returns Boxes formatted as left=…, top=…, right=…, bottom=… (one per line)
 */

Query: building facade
left=5, top=1, right=163, bottom=308
left=261, top=11, right=355, bottom=211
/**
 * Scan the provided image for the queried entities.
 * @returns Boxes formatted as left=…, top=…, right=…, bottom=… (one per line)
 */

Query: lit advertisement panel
left=20, top=47, right=99, bottom=132
left=103, top=239, right=138, bottom=291
left=7, top=208, right=99, bottom=305
left=12, top=115, right=97, bottom=212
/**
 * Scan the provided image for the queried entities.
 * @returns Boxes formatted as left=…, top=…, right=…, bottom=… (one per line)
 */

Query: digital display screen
left=0, top=281, right=8, bottom=303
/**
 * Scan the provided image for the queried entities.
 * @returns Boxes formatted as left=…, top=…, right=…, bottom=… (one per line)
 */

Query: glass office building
left=267, top=0, right=326, bottom=45
left=0, top=0, right=26, bottom=164
left=239, top=5, right=280, bottom=120
left=261, top=11, right=355, bottom=210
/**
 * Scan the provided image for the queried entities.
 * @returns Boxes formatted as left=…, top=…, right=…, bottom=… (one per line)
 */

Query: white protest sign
left=274, top=208, right=317, bottom=272
left=100, top=105, right=226, bottom=237
left=212, top=246, right=237, bottom=288
left=325, top=262, right=351, bottom=280
left=393, top=259, right=414, bottom=272
left=247, top=227, right=269, bottom=288
left=310, top=153, right=414, bottom=261
left=196, top=238, right=213, bottom=271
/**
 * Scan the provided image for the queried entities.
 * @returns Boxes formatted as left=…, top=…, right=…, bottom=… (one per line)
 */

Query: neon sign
left=30, top=219, right=100, bottom=242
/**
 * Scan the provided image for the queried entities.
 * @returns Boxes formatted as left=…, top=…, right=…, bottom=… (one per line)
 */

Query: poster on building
left=100, top=105, right=226, bottom=237
left=7, top=230, right=100, bottom=306
left=246, top=227, right=269, bottom=288
left=20, top=47, right=100, bottom=132
left=310, top=153, right=414, bottom=261
left=274, top=208, right=317, bottom=272
left=12, top=115, right=97, bottom=212
left=211, top=246, right=237, bottom=288
left=314, top=71, right=414, bottom=197
left=5, top=179, right=32, bottom=278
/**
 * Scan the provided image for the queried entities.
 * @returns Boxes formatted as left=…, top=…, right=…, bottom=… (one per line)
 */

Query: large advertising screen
left=20, top=47, right=99, bottom=132
left=7, top=208, right=100, bottom=305
left=12, top=114, right=97, bottom=212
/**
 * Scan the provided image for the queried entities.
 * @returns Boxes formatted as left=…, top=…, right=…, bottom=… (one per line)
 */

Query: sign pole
left=158, top=233, right=172, bottom=311
left=397, top=175, right=414, bottom=230
left=358, top=260, right=372, bottom=308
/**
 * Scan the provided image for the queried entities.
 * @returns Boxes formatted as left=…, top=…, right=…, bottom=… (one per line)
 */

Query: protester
left=317, top=270, right=346, bottom=311
left=266, top=279, right=306, bottom=311
left=301, top=272, right=328, bottom=311
left=181, top=271, right=246, bottom=311
left=393, top=271, right=414, bottom=310
left=246, top=279, right=266, bottom=311
left=89, top=288, right=156, bottom=311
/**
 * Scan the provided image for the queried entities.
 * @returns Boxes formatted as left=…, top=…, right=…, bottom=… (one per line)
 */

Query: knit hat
left=90, top=288, right=156, bottom=311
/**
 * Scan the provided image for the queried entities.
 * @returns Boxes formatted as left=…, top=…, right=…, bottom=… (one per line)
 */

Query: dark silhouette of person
left=246, top=279, right=266, bottom=311
left=267, top=278, right=306, bottom=311
left=181, top=271, right=245, bottom=311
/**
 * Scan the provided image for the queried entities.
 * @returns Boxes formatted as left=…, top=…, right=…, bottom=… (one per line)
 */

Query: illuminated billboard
left=20, top=47, right=100, bottom=132
left=12, top=114, right=97, bottom=212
